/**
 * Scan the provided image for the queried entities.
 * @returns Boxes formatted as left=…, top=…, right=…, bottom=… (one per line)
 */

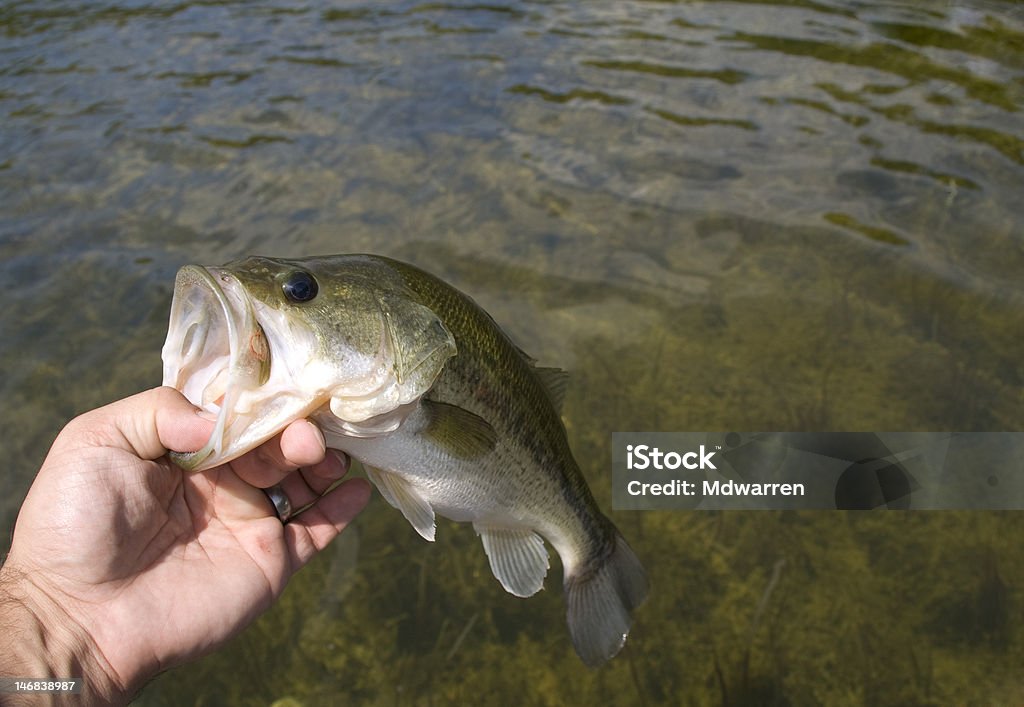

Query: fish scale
left=162, top=253, right=648, bottom=666
left=385, top=260, right=605, bottom=544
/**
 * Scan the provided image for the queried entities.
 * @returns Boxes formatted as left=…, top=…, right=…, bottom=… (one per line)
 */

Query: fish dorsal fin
left=534, top=366, right=569, bottom=412
left=364, top=465, right=436, bottom=542
left=474, top=523, right=550, bottom=598
left=512, top=342, right=537, bottom=366
left=422, top=399, right=497, bottom=459
left=506, top=334, right=569, bottom=411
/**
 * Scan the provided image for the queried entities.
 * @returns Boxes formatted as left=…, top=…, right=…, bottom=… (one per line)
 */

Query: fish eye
left=282, top=271, right=318, bottom=303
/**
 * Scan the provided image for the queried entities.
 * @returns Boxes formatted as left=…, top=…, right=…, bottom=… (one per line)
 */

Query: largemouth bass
left=161, top=254, right=648, bottom=666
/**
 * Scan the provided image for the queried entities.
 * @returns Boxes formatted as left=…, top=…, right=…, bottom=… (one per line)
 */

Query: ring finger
left=276, top=449, right=352, bottom=514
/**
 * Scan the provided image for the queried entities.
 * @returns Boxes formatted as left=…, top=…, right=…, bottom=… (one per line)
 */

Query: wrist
left=0, top=565, right=128, bottom=706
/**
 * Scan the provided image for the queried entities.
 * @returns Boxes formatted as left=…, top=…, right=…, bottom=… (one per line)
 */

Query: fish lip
left=161, top=265, right=258, bottom=470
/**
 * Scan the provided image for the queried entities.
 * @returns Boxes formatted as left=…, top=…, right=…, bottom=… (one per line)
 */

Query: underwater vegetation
left=138, top=229, right=1023, bottom=706
left=2, top=0, right=1022, bottom=703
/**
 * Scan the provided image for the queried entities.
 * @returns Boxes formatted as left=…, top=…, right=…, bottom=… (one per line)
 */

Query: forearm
left=0, top=566, right=126, bottom=706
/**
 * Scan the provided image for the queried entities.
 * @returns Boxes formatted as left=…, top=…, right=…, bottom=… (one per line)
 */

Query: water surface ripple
left=1, top=1, right=1023, bottom=704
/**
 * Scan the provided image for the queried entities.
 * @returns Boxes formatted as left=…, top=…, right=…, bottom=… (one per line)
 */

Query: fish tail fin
left=564, top=530, right=649, bottom=667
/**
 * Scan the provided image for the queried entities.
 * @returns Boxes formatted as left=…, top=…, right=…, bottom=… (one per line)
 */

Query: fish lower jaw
left=318, top=399, right=419, bottom=439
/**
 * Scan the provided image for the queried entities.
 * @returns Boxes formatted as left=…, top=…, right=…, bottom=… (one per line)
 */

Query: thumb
left=57, top=386, right=213, bottom=461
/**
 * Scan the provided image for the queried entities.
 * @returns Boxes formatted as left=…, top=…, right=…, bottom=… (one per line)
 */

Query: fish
left=161, top=254, right=648, bottom=666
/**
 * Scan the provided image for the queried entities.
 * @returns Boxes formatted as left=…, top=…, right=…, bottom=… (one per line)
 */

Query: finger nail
left=306, top=419, right=326, bottom=450
left=329, top=448, right=350, bottom=473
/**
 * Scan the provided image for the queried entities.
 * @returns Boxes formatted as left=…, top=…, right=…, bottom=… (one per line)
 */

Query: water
left=2, top=0, right=1023, bottom=703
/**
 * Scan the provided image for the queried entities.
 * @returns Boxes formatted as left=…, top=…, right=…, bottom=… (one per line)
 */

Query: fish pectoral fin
left=422, top=400, right=497, bottom=460
left=365, top=466, right=436, bottom=542
left=474, top=524, right=550, bottom=598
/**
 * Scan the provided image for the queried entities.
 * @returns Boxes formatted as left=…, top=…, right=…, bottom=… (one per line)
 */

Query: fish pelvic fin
left=474, top=524, right=550, bottom=598
left=365, top=465, right=436, bottom=542
left=565, top=531, right=649, bottom=668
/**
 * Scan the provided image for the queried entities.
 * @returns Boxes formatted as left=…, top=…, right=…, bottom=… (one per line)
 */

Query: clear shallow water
left=1, top=0, right=1023, bottom=704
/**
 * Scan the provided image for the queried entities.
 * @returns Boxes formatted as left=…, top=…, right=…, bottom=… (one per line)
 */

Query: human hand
left=0, top=387, right=371, bottom=705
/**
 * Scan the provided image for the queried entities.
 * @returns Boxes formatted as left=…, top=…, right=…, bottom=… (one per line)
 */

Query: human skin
left=0, top=387, right=371, bottom=705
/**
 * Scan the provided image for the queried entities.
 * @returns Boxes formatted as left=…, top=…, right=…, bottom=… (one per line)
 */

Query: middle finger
left=229, top=418, right=326, bottom=488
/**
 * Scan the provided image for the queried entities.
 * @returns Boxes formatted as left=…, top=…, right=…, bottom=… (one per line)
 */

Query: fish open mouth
left=161, top=265, right=271, bottom=470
